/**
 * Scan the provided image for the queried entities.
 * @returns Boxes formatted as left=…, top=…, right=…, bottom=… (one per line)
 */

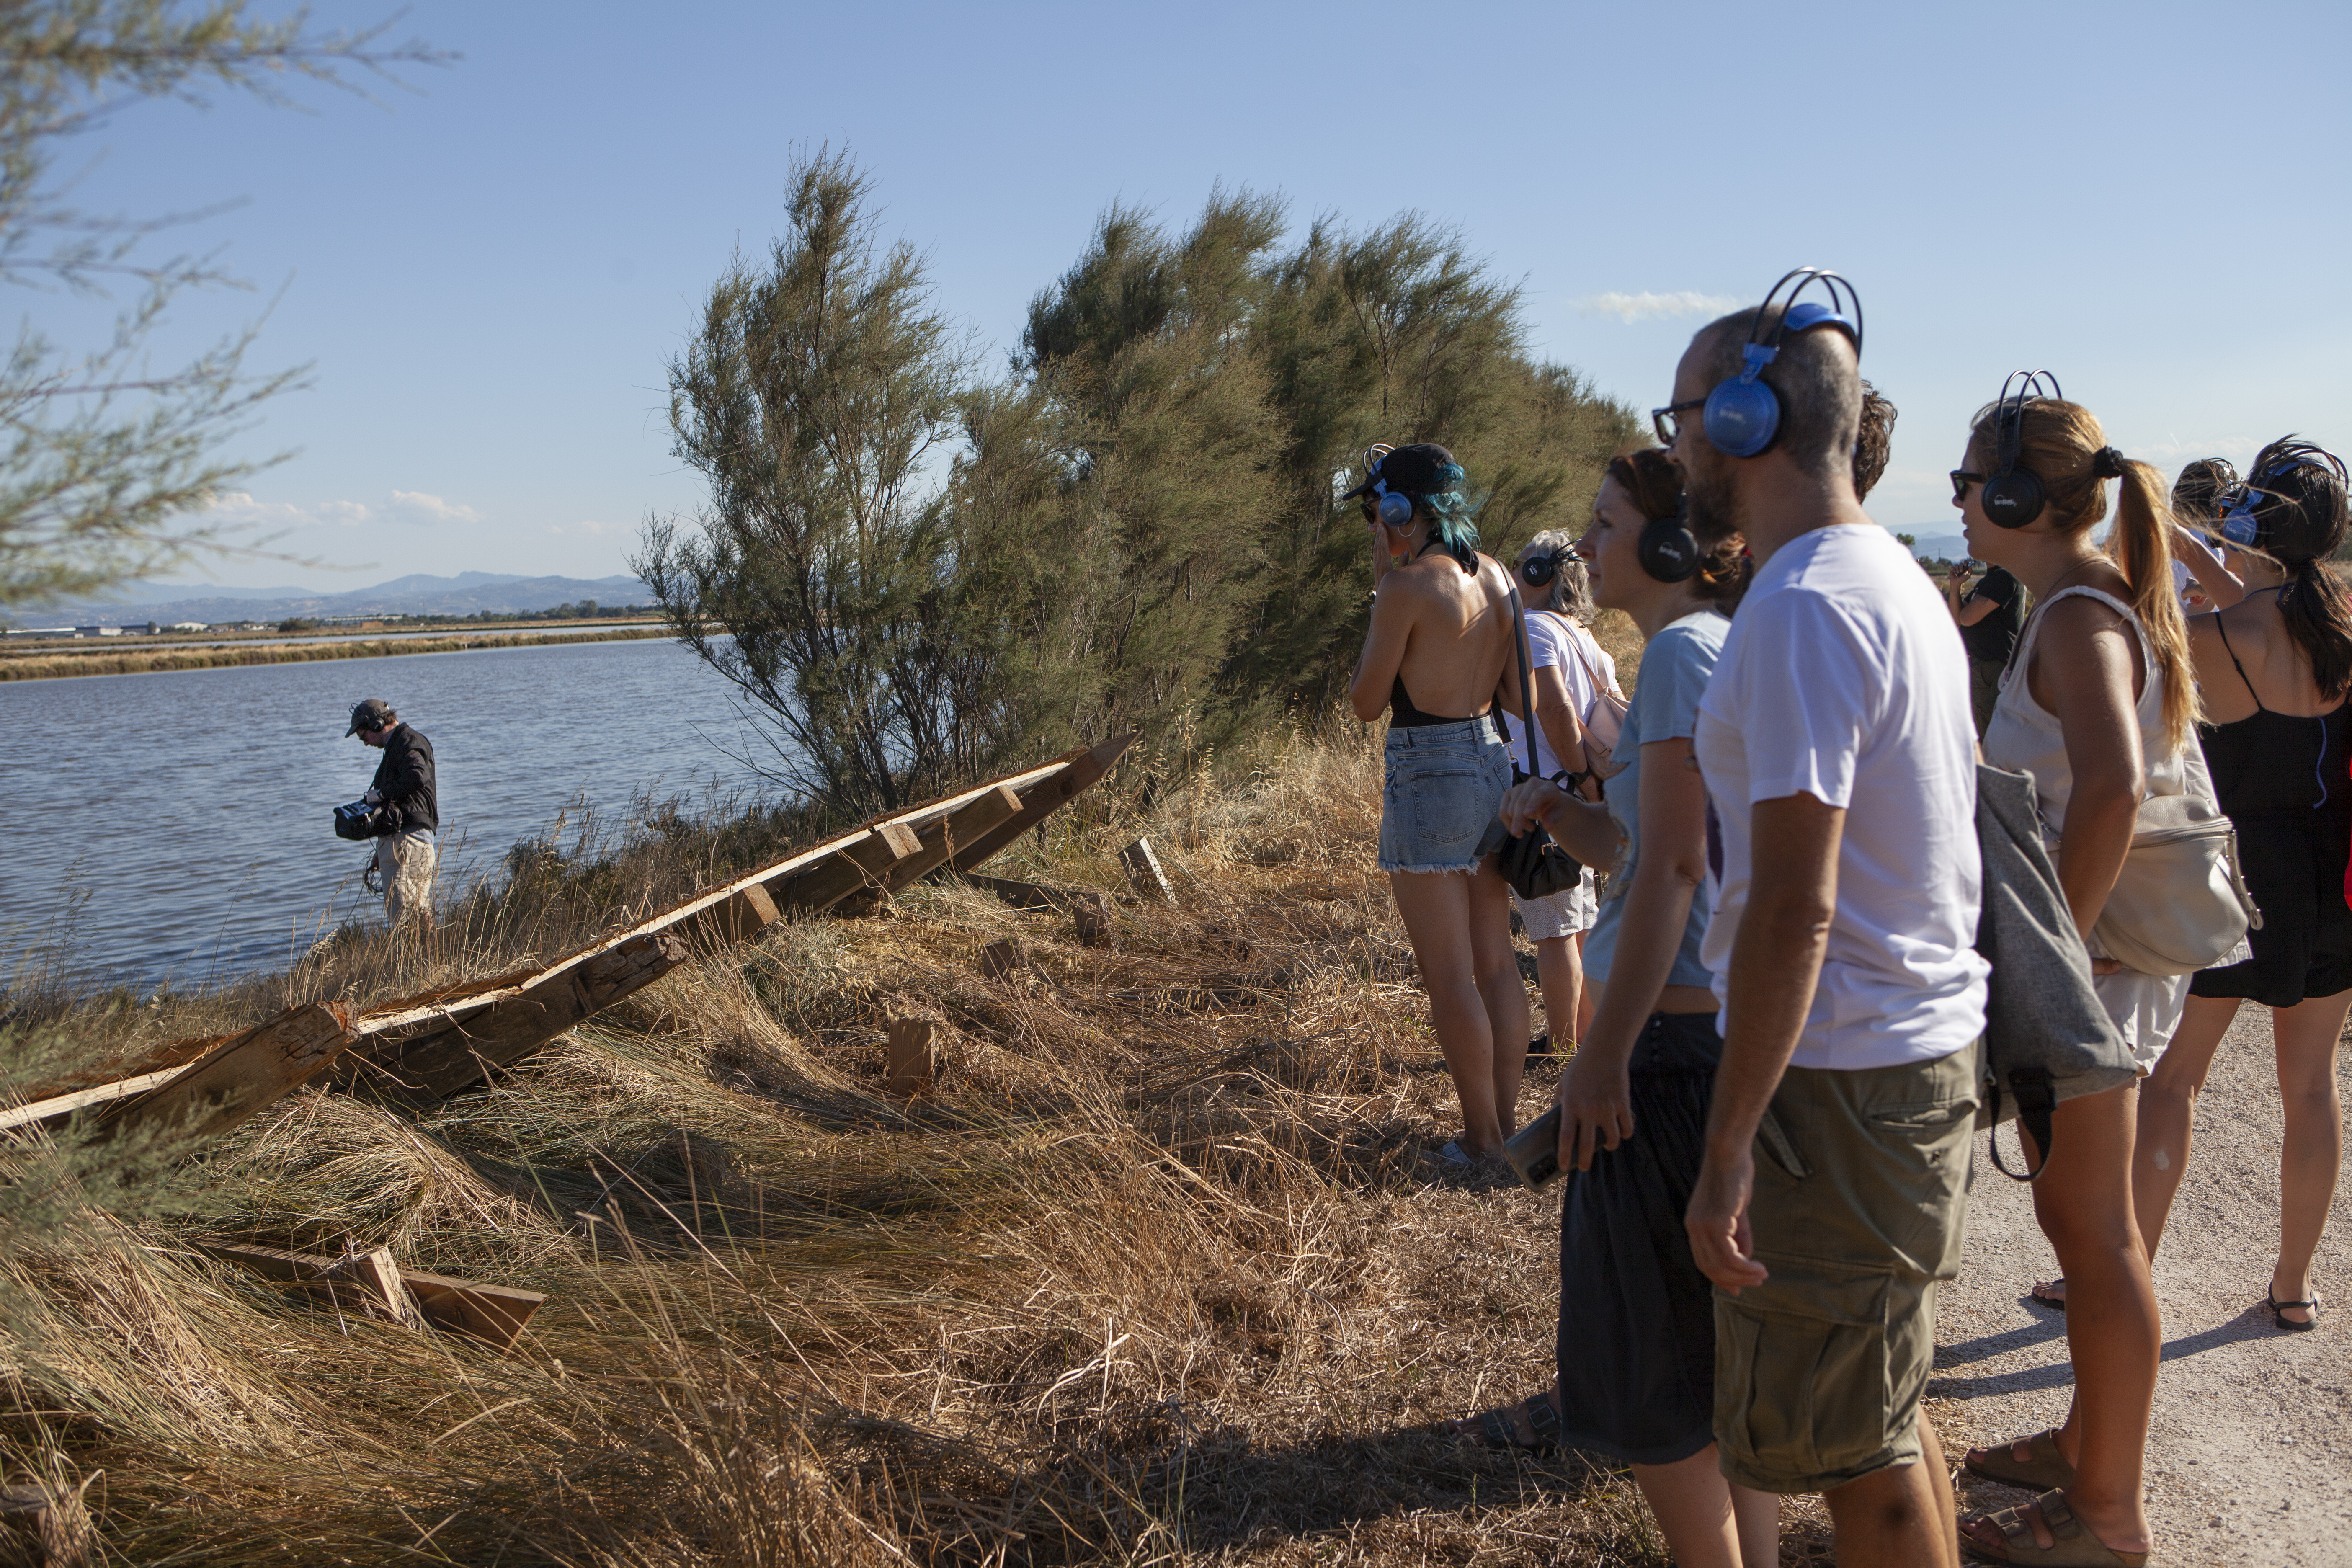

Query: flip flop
left=1525, top=1032, right=1553, bottom=1058
left=2029, top=1277, right=2067, bottom=1311
left=1959, top=1489, right=2148, bottom=1565
left=1964, top=1427, right=2075, bottom=1491
left=1436, top=1140, right=1475, bottom=1169
left=2265, top=1289, right=2321, bottom=1332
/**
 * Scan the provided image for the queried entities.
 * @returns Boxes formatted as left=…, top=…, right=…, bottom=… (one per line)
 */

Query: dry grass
left=0, top=681, right=1983, bottom=1565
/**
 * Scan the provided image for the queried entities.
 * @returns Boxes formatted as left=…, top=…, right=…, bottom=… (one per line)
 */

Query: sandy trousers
left=375, top=829, right=438, bottom=927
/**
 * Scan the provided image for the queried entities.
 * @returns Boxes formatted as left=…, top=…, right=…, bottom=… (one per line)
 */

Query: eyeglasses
left=1950, top=470, right=1985, bottom=506
left=1652, top=399, right=1705, bottom=446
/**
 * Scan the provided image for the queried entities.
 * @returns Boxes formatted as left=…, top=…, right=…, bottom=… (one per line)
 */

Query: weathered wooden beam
left=688, top=882, right=780, bottom=949
left=102, top=1002, right=356, bottom=1143
left=0, top=1065, right=194, bottom=1134
left=834, top=784, right=1027, bottom=917
left=766, top=825, right=921, bottom=915
left=192, top=1238, right=547, bottom=1351
left=356, top=929, right=692, bottom=1106
left=979, top=938, right=1026, bottom=982
left=945, top=730, right=1139, bottom=875
left=1073, top=891, right=1114, bottom=947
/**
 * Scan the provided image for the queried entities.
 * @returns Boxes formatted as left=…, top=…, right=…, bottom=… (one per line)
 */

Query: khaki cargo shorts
left=1713, top=1040, right=1978, bottom=1494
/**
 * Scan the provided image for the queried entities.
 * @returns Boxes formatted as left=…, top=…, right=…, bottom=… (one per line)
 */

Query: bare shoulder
left=2042, top=585, right=2133, bottom=640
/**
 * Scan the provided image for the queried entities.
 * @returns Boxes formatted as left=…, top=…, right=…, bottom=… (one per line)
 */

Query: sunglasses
left=1951, top=469, right=1984, bottom=506
left=1652, top=399, right=1706, bottom=446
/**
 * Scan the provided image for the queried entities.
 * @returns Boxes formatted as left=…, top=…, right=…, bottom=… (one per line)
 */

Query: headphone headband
left=1746, top=268, right=1866, bottom=361
left=1980, top=371, right=2063, bottom=529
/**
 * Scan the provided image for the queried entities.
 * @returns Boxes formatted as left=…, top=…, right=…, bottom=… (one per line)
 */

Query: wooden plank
left=358, top=929, right=692, bottom=1105
left=0, top=1066, right=195, bottom=1133
left=766, top=825, right=919, bottom=915
left=979, top=939, right=1026, bottom=982
left=1073, top=891, right=1113, bottom=947
left=192, top=1239, right=546, bottom=1351
left=1120, top=838, right=1175, bottom=903
left=401, top=1267, right=547, bottom=1352
left=348, top=1246, right=426, bottom=1329
left=835, top=784, right=1027, bottom=917
left=945, top=729, right=1139, bottom=874
left=342, top=758, right=1072, bottom=1046
left=883, top=1014, right=941, bottom=1097
left=103, top=1002, right=356, bottom=1142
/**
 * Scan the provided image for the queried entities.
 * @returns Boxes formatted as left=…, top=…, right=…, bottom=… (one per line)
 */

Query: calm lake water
left=0, top=636, right=781, bottom=991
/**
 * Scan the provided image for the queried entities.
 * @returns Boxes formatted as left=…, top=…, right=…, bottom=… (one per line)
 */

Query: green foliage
left=645, top=158, right=1642, bottom=815
left=636, top=149, right=977, bottom=814
left=0, top=2, right=446, bottom=611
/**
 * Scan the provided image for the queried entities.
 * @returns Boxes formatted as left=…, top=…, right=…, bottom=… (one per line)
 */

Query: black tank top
left=2201, top=616, right=2352, bottom=819
left=1387, top=541, right=1493, bottom=728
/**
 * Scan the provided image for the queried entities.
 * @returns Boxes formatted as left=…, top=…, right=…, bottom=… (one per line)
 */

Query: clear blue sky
left=37, top=0, right=2352, bottom=591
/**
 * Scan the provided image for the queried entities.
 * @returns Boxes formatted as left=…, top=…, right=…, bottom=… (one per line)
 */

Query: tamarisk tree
left=636, top=149, right=975, bottom=815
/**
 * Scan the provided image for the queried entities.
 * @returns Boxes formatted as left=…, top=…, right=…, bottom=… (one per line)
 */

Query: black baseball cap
left=346, top=698, right=394, bottom=736
left=1341, top=441, right=1461, bottom=502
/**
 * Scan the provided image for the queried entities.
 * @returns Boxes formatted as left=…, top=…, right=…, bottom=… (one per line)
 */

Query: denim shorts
left=1379, top=720, right=1512, bottom=874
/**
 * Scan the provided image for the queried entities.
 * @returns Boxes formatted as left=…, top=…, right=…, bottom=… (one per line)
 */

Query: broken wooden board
left=979, top=938, right=1026, bottom=982
left=945, top=729, right=1139, bottom=875
left=347, top=929, right=692, bottom=1106
left=0, top=1065, right=198, bottom=1135
left=102, top=1002, right=356, bottom=1144
left=193, top=1238, right=547, bottom=1352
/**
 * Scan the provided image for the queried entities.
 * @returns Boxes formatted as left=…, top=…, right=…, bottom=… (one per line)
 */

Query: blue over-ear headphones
left=1371, top=478, right=1416, bottom=529
left=1703, top=268, right=1865, bottom=459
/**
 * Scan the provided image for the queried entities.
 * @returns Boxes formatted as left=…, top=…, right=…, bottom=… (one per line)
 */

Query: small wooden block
left=689, top=882, right=780, bottom=949
left=1073, top=892, right=1113, bottom=946
left=1120, top=838, right=1175, bottom=903
left=876, top=819, right=923, bottom=859
left=343, top=1246, right=426, bottom=1329
left=979, top=938, right=1026, bottom=982
left=884, top=1015, right=941, bottom=1096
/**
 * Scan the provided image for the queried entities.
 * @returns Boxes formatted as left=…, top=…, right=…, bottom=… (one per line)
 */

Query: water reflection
left=0, top=636, right=778, bottom=990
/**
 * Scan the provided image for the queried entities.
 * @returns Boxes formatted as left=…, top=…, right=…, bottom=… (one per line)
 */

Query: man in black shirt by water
left=1947, top=560, right=2023, bottom=736
left=347, top=697, right=438, bottom=926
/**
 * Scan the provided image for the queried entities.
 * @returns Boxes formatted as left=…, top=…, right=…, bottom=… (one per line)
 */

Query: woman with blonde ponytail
left=1950, top=391, right=2189, bottom=1566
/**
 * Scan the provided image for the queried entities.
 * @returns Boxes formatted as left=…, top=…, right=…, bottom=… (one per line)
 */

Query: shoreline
left=0, top=624, right=673, bottom=681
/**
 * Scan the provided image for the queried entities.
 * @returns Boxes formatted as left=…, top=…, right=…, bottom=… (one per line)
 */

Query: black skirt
left=1554, top=1011, right=1722, bottom=1466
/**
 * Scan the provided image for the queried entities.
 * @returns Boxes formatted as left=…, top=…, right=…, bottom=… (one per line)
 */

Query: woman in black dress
left=2135, top=438, right=2352, bottom=1331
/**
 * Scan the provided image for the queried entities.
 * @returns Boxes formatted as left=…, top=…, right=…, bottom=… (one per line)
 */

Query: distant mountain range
left=15, top=571, right=657, bottom=627
left=1898, top=533, right=1970, bottom=562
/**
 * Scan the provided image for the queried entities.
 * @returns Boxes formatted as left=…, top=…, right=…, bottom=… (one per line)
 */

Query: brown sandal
left=1960, top=1489, right=2149, bottom=1565
left=1963, top=1427, right=2075, bottom=1491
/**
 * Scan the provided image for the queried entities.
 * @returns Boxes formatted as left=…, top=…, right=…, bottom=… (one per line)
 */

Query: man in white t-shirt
left=1665, top=286, right=1988, bottom=1568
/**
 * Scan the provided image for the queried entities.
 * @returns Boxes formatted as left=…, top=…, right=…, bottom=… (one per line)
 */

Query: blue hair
left=1417, top=462, right=1483, bottom=572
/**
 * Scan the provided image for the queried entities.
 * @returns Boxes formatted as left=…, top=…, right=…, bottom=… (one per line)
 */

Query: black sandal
left=2265, top=1289, right=2320, bottom=1332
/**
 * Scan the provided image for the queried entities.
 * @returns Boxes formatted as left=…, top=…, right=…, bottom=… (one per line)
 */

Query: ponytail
left=1420, top=481, right=1483, bottom=575
left=2278, top=559, right=2352, bottom=702
left=2109, top=457, right=2200, bottom=751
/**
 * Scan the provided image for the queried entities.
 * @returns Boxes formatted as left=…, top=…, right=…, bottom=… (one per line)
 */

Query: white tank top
left=1982, top=584, right=2205, bottom=834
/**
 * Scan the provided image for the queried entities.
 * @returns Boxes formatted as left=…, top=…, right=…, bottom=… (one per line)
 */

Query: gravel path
left=1933, top=1007, right=2352, bottom=1565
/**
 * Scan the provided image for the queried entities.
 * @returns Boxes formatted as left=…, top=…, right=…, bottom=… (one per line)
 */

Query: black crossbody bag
left=1495, top=586, right=1586, bottom=901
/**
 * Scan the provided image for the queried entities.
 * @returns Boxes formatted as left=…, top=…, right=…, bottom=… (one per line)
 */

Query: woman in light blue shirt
left=1460, top=448, right=1773, bottom=1568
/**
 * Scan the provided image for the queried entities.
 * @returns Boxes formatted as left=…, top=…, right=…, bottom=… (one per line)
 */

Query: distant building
left=168, top=622, right=208, bottom=632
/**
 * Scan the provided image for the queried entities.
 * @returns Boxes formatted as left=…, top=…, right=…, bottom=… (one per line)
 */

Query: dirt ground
left=1936, top=1006, right=2352, bottom=1566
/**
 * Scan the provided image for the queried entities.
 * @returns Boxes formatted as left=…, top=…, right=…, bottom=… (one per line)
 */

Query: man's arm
left=1686, top=790, right=1844, bottom=1292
